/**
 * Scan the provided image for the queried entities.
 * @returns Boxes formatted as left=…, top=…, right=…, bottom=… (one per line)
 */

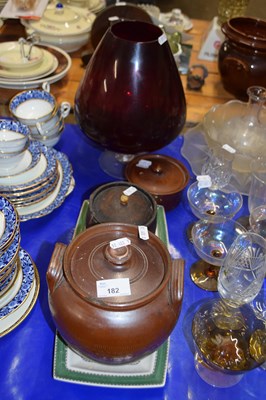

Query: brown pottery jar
left=47, top=223, right=184, bottom=365
left=218, top=17, right=266, bottom=100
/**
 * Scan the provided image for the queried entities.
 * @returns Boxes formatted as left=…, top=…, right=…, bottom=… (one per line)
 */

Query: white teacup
left=9, top=89, right=57, bottom=124
left=9, top=89, right=71, bottom=145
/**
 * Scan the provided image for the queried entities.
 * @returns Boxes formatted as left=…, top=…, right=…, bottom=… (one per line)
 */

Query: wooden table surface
left=0, top=18, right=234, bottom=126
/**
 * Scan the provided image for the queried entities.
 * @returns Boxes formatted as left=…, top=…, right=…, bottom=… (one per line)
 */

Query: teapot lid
left=89, top=181, right=157, bottom=228
left=125, top=154, right=190, bottom=195
left=63, top=222, right=171, bottom=308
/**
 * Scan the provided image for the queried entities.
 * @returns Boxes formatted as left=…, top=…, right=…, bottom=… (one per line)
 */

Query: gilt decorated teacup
left=9, top=89, right=71, bottom=145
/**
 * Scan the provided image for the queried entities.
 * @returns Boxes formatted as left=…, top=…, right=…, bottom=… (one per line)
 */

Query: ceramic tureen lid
left=125, top=154, right=190, bottom=195
left=25, top=3, right=93, bottom=36
left=63, top=223, right=171, bottom=307
left=89, top=181, right=157, bottom=227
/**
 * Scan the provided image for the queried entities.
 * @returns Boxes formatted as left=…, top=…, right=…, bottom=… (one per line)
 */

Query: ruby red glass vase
left=74, top=20, right=186, bottom=157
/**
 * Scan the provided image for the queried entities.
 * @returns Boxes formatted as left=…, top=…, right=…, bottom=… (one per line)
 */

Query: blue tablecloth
left=1, top=123, right=265, bottom=400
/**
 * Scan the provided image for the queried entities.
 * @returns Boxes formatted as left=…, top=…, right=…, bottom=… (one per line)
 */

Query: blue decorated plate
left=0, top=228, right=20, bottom=273
left=0, top=248, right=39, bottom=337
left=0, top=196, right=18, bottom=252
left=17, top=149, right=74, bottom=221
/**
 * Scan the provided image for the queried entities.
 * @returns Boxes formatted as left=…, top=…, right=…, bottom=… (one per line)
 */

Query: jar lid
left=26, top=3, right=95, bottom=36
left=63, top=223, right=170, bottom=308
left=89, top=181, right=157, bottom=228
left=125, top=154, right=190, bottom=195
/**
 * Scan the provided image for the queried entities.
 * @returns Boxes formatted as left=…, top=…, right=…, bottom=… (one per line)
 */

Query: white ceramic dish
left=0, top=49, right=57, bottom=80
left=0, top=41, right=43, bottom=70
left=0, top=248, right=40, bottom=337
left=22, top=3, right=95, bottom=52
left=0, top=44, right=71, bottom=89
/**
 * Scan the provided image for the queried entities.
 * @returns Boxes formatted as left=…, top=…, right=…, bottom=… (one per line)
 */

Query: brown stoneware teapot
left=47, top=223, right=184, bottom=364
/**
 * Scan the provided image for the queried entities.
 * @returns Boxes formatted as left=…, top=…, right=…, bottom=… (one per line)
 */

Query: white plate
left=17, top=149, right=74, bottom=221
left=0, top=44, right=71, bottom=89
left=0, top=41, right=43, bottom=70
left=0, top=248, right=40, bottom=337
left=0, top=49, right=57, bottom=80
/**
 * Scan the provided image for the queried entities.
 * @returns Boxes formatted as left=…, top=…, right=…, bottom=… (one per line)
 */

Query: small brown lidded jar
left=125, top=154, right=190, bottom=211
left=47, top=223, right=184, bottom=364
left=88, top=181, right=157, bottom=232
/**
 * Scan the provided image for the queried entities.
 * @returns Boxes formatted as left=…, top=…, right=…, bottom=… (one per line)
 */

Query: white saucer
left=0, top=248, right=40, bottom=337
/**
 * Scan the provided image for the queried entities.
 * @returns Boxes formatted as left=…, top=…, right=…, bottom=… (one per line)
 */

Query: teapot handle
left=169, top=258, right=184, bottom=307
left=46, top=242, right=66, bottom=294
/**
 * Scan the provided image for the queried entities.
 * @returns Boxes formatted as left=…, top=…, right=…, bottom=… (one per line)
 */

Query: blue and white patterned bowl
left=0, top=119, right=30, bottom=154
left=9, top=89, right=57, bottom=124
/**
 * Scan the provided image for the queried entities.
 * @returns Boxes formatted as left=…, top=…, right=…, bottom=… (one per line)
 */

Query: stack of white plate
left=0, top=195, right=40, bottom=337
left=0, top=141, right=74, bottom=221
left=0, top=41, right=71, bottom=90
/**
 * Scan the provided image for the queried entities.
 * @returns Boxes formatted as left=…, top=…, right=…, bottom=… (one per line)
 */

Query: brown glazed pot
left=125, top=154, right=190, bottom=211
left=47, top=223, right=184, bottom=364
left=87, top=181, right=157, bottom=232
left=218, top=17, right=266, bottom=100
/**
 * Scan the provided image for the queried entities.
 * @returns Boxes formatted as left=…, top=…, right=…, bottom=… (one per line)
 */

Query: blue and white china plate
left=0, top=196, right=18, bottom=252
left=0, top=141, right=42, bottom=178
left=0, top=248, right=39, bottom=337
left=0, top=229, right=20, bottom=273
left=0, top=260, right=18, bottom=296
left=10, top=170, right=59, bottom=207
left=17, top=149, right=74, bottom=221
left=0, top=142, right=57, bottom=189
